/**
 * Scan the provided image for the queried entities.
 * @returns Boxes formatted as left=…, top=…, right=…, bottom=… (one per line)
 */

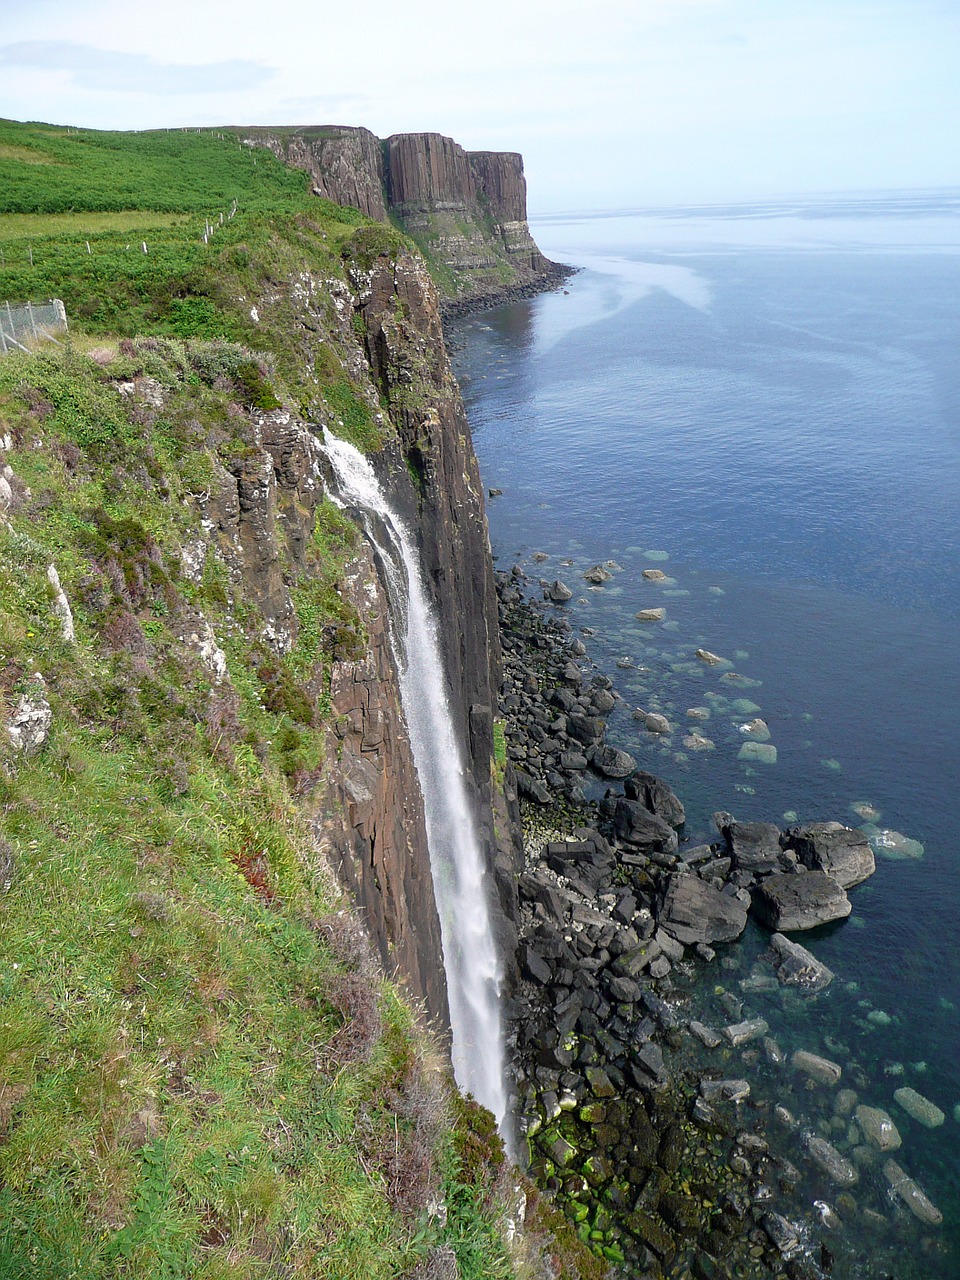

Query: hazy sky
left=1, top=0, right=958, bottom=210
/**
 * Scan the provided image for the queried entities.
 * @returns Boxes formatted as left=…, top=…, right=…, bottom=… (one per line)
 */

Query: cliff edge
left=240, top=124, right=570, bottom=310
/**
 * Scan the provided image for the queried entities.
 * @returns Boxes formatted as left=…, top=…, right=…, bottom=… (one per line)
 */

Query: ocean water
left=449, top=193, right=960, bottom=1277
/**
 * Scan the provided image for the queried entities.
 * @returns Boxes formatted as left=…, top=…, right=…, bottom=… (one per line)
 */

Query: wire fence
left=0, top=298, right=68, bottom=354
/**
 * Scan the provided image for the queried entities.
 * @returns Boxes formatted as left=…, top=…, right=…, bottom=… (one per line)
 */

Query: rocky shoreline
left=440, top=261, right=578, bottom=321
left=496, top=565, right=945, bottom=1280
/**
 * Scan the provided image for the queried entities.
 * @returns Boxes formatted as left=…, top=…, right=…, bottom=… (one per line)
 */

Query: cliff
left=0, top=119, right=600, bottom=1280
left=241, top=124, right=569, bottom=310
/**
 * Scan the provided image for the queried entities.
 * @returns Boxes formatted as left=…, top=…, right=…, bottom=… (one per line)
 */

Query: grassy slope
left=0, top=120, right=597, bottom=1280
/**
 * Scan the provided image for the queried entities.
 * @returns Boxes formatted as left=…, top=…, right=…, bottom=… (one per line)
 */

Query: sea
left=448, top=191, right=960, bottom=1278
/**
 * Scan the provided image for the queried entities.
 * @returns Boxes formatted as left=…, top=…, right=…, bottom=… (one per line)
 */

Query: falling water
left=322, top=430, right=510, bottom=1135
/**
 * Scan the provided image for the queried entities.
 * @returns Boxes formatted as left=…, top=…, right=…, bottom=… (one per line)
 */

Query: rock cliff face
left=241, top=125, right=387, bottom=220
left=242, top=125, right=568, bottom=308
left=204, top=242, right=518, bottom=1028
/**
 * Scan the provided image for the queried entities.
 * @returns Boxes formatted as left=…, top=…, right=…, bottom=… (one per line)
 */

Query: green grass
left=0, top=211, right=189, bottom=238
left=0, top=335, right=520, bottom=1278
left=0, top=118, right=588, bottom=1280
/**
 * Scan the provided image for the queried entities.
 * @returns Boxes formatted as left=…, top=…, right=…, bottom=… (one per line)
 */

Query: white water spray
left=322, top=431, right=509, bottom=1136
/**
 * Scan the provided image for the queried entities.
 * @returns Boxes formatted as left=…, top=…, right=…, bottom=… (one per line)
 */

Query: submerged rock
left=792, top=1051, right=842, bottom=1085
left=804, top=1134, right=858, bottom=1185
left=883, top=1159, right=943, bottom=1225
left=865, top=826, right=925, bottom=861
left=737, top=741, right=778, bottom=764
left=769, top=932, right=834, bottom=993
left=855, top=1104, right=901, bottom=1151
left=894, top=1087, right=945, bottom=1129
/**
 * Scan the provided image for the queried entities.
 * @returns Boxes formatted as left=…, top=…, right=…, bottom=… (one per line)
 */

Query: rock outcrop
left=242, top=126, right=569, bottom=309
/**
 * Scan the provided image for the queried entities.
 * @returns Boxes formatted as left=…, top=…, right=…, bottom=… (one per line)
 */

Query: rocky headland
left=240, top=124, right=574, bottom=312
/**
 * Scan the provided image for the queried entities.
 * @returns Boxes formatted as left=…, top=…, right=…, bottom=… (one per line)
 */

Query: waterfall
left=322, top=431, right=510, bottom=1136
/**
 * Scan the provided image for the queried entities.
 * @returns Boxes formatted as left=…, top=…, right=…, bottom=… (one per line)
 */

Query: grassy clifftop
left=0, top=120, right=599, bottom=1280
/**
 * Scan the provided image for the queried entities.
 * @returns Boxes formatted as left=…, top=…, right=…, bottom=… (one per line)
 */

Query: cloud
left=0, top=40, right=272, bottom=95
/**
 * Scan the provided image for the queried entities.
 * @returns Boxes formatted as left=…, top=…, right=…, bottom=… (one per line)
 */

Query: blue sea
left=450, top=192, right=960, bottom=1278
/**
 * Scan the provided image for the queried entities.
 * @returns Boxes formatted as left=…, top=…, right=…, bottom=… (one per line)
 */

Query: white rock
left=645, top=713, right=671, bottom=734
left=6, top=675, right=52, bottom=755
left=46, top=565, right=75, bottom=642
left=696, top=647, right=725, bottom=665
left=193, top=621, right=228, bottom=683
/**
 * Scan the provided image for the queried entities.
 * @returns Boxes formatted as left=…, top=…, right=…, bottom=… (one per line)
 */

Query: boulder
left=546, top=580, right=573, bottom=602
left=515, top=770, right=552, bottom=805
left=635, top=608, right=665, bottom=622
left=762, top=1212, right=801, bottom=1255
left=792, top=1050, right=842, bottom=1085
left=723, top=1018, right=769, bottom=1046
left=5, top=675, right=52, bottom=756
left=567, top=713, right=605, bottom=746
left=657, top=873, right=748, bottom=945
left=782, top=822, right=876, bottom=889
left=642, top=568, right=667, bottom=581
left=644, top=712, right=671, bottom=734
left=804, top=1135, right=858, bottom=1186
left=614, top=799, right=678, bottom=852
left=883, top=1159, right=943, bottom=1225
left=695, top=648, right=726, bottom=665
left=592, top=745, right=637, bottom=779
left=752, top=871, right=851, bottom=932
left=723, top=820, right=785, bottom=875
left=583, top=564, right=612, bottom=584
left=769, top=932, right=834, bottom=993
left=893, top=1087, right=945, bottom=1129
left=544, top=838, right=616, bottom=892
left=855, top=1105, right=901, bottom=1151
left=624, top=771, right=686, bottom=828
left=700, top=1078, right=750, bottom=1103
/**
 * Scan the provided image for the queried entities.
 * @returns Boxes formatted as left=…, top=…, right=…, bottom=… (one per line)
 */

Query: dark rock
left=592, top=745, right=638, bottom=779
left=769, top=932, right=834, bottom=992
left=722, top=821, right=785, bottom=874
left=559, top=750, right=588, bottom=770
left=624, top=771, right=686, bottom=827
left=546, top=580, right=573, bottom=602
left=657, top=874, right=748, bottom=945
left=567, top=712, right=605, bottom=746
left=515, top=769, right=552, bottom=804
left=761, top=1212, right=800, bottom=1255
left=613, top=799, right=678, bottom=852
left=752, top=871, right=851, bottom=932
left=523, top=946, right=553, bottom=985
left=782, top=822, right=876, bottom=889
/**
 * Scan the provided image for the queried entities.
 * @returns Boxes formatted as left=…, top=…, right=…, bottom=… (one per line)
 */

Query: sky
left=1, top=0, right=958, bottom=211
